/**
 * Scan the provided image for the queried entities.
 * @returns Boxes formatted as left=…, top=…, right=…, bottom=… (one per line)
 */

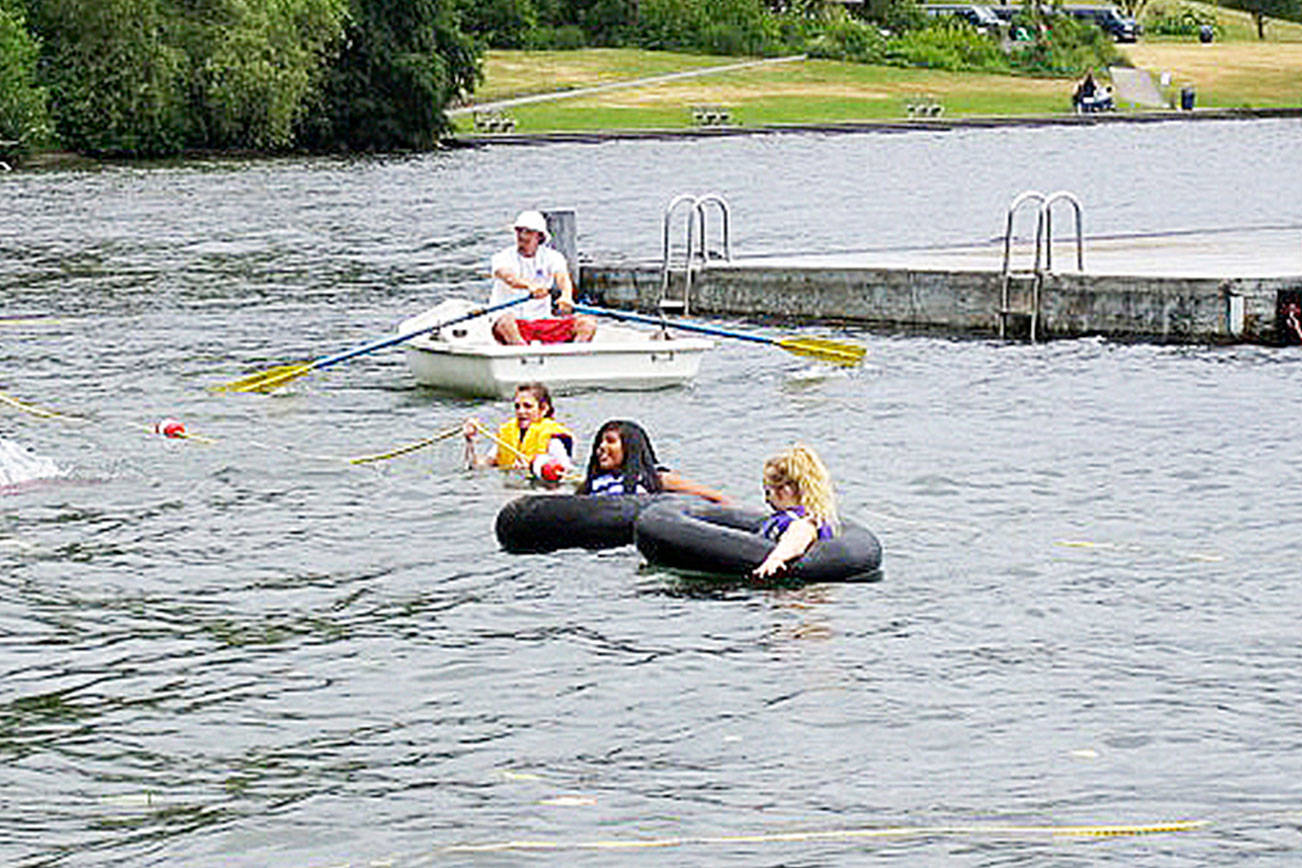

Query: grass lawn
left=456, top=53, right=1081, bottom=133
left=1124, top=43, right=1302, bottom=106
left=1121, top=1, right=1302, bottom=106
left=456, top=11, right=1302, bottom=136
left=469, top=48, right=738, bottom=103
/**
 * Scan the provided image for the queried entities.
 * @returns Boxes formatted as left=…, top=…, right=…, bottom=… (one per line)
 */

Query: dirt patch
left=571, top=76, right=1065, bottom=108
left=585, top=83, right=899, bottom=106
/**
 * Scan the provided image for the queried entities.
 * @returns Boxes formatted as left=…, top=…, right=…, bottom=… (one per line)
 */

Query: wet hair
left=764, top=444, right=839, bottom=530
left=515, top=382, right=554, bottom=418
left=578, top=420, right=662, bottom=494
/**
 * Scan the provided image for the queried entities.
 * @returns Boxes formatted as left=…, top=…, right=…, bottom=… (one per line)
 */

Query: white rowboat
left=401, top=298, right=713, bottom=398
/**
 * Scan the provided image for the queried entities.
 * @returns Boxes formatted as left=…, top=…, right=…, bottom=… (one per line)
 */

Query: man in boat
left=489, top=210, right=596, bottom=345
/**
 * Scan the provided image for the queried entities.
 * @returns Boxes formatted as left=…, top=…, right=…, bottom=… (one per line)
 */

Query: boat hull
left=400, top=299, right=712, bottom=398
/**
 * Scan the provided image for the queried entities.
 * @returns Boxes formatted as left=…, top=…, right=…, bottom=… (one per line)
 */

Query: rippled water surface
left=4, top=120, right=1302, bottom=866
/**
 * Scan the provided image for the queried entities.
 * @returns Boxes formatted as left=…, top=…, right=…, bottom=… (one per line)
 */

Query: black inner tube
left=495, top=493, right=673, bottom=553
left=634, top=501, right=883, bottom=583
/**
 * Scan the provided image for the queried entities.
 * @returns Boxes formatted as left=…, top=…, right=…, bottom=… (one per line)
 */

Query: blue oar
left=215, top=295, right=531, bottom=393
left=575, top=303, right=866, bottom=366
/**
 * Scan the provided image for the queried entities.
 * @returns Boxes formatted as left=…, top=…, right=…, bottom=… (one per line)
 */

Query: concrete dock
left=581, top=227, right=1302, bottom=344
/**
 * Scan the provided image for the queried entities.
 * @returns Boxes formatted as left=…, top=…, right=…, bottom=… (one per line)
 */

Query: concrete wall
left=582, top=262, right=1292, bottom=344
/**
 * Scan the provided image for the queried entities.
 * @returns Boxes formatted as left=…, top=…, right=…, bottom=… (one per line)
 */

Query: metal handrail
left=659, top=192, right=733, bottom=315
left=999, top=189, right=1086, bottom=341
left=1001, top=189, right=1047, bottom=276
left=660, top=193, right=698, bottom=303
left=1039, top=190, right=1085, bottom=273
left=694, top=193, right=733, bottom=263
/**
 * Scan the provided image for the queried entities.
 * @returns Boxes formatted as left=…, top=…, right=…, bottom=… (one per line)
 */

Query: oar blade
left=776, top=337, right=867, bottom=366
left=212, top=363, right=313, bottom=393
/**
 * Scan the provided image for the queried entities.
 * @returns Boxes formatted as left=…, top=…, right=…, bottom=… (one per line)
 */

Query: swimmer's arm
left=659, top=471, right=731, bottom=505
left=462, top=417, right=500, bottom=469
left=754, top=518, right=817, bottom=578
left=546, top=436, right=574, bottom=471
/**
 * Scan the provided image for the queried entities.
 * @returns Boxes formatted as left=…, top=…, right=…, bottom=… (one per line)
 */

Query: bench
left=904, top=96, right=944, bottom=118
left=690, top=105, right=734, bottom=127
left=473, top=112, right=516, bottom=133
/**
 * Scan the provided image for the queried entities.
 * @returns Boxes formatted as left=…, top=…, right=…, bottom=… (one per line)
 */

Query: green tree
left=173, top=0, right=346, bottom=150
left=577, top=0, right=638, bottom=43
left=458, top=0, right=538, bottom=48
left=29, top=0, right=188, bottom=155
left=0, top=0, right=50, bottom=156
left=638, top=0, right=771, bottom=52
left=541, top=0, right=637, bottom=40
left=853, top=0, right=926, bottom=33
left=300, top=0, right=478, bottom=151
left=1219, top=0, right=1302, bottom=37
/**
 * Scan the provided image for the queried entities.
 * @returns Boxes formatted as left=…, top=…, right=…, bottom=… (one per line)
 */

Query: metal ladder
left=999, top=190, right=1084, bottom=342
left=659, top=193, right=732, bottom=315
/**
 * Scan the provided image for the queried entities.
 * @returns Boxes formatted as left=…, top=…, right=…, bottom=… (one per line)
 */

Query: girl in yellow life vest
left=463, top=382, right=574, bottom=481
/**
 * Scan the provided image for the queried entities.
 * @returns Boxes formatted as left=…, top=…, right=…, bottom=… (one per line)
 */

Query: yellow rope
left=347, top=425, right=462, bottom=464
left=441, top=819, right=1207, bottom=853
left=0, top=390, right=74, bottom=420
left=0, top=317, right=64, bottom=326
left=0, top=388, right=455, bottom=465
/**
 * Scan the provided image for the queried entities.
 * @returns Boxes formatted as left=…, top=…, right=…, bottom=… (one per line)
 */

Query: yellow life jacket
left=495, top=417, right=573, bottom=468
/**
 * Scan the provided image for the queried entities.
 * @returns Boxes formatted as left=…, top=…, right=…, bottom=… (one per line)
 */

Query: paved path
left=449, top=55, right=808, bottom=116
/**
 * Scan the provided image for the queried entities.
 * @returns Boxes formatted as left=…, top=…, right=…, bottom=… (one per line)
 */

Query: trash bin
left=1198, top=24, right=1214, bottom=43
left=1180, top=86, right=1196, bottom=111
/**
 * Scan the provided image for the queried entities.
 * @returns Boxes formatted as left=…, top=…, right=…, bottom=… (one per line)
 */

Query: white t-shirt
left=489, top=244, right=570, bottom=320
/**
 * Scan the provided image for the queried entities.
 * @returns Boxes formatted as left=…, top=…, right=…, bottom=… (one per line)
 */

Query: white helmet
left=512, top=210, right=548, bottom=240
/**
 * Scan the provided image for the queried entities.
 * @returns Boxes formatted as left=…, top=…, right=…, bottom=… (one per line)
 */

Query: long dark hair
left=578, top=420, right=662, bottom=494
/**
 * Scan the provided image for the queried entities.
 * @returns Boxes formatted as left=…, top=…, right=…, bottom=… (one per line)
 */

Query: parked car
left=920, top=4, right=1007, bottom=34
left=1064, top=5, right=1140, bottom=41
left=989, top=4, right=1140, bottom=42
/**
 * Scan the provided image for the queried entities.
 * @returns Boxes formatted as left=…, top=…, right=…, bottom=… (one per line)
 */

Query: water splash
left=0, top=437, right=62, bottom=488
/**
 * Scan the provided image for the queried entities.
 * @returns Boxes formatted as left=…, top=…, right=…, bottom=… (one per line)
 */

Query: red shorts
left=516, top=317, right=577, bottom=344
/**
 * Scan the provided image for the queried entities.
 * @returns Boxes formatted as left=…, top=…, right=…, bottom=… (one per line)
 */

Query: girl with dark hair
left=577, top=420, right=729, bottom=503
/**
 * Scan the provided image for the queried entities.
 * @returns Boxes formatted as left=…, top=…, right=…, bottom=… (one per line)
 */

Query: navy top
left=760, top=506, right=834, bottom=542
left=586, top=472, right=647, bottom=496
left=585, top=465, right=670, bottom=497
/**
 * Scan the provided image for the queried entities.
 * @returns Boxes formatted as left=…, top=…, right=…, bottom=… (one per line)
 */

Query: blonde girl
left=754, top=444, right=839, bottom=578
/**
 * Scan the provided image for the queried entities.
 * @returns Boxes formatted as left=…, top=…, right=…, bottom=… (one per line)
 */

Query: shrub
left=853, top=0, right=928, bottom=36
left=885, top=20, right=1008, bottom=72
left=459, top=0, right=538, bottom=48
left=522, top=24, right=587, bottom=48
left=0, top=0, right=50, bottom=156
left=1005, top=13, right=1123, bottom=76
left=1145, top=3, right=1223, bottom=36
left=181, top=0, right=348, bottom=151
left=300, top=0, right=480, bottom=151
left=805, top=17, right=887, bottom=63
left=577, top=0, right=637, bottom=44
left=30, top=0, right=189, bottom=156
left=637, top=0, right=788, bottom=54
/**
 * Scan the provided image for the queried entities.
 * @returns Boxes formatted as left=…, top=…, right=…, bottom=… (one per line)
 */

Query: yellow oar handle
left=574, top=303, right=866, bottom=366
left=216, top=295, right=532, bottom=393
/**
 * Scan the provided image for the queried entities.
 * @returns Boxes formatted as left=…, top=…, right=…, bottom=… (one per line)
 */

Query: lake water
left=3, top=118, right=1302, bottom=866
